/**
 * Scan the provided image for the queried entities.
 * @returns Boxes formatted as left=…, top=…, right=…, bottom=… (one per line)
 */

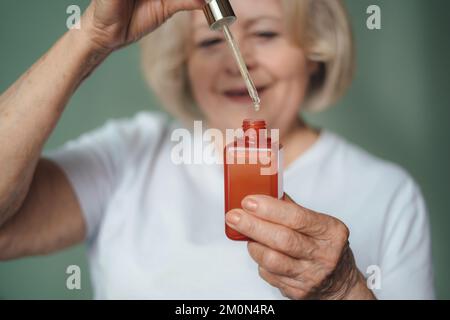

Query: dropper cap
left=203, top=0, right=236, bottom=30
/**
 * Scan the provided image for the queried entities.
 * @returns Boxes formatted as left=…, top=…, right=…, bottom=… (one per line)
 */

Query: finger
left=247, top=241, right=301, bottom=277
left=128, top=0, right=204, bottom=41
left=226, top=209, right=315, bottom=259
left=258, top=267, right=308, bottom=300
left=249, top=243, right=327, bottom=293
left=166, top=0, right=204, bottom=14
left=241, top=194, right=332, bottom=236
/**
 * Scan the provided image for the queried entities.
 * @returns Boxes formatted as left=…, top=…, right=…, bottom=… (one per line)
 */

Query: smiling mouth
left=223, top=86, right=268, bottom=98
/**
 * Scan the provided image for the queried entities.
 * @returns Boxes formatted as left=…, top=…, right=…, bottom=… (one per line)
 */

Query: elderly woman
left=0, top=0, right=434, bottom=299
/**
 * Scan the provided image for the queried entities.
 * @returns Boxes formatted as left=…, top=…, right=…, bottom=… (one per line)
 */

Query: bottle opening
left=243, top=119, right=266, bottom=132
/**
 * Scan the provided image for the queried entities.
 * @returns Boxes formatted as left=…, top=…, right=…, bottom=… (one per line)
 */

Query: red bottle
left=223, top=119, right=284, bottom=241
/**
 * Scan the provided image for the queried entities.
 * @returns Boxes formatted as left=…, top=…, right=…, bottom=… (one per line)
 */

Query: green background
left=0, top=0, right=449, bottom=299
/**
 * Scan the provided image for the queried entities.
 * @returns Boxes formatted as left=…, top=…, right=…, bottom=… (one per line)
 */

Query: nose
left=223, top=33, right=257, bottom=77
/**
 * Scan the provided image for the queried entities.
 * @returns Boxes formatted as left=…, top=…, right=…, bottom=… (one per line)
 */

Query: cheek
left=257, top=44, right=311, bottom=118
left=260, top=43, right=310, bottom=85
left=187, top=53, right=219, bottom=104
left=187, top=55, right=211, bottom=104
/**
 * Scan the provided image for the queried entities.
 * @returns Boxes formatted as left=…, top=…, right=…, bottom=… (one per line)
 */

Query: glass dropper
left=203, top=0, right=261, bottom=112
left=221, top=24, right=261, bottom=111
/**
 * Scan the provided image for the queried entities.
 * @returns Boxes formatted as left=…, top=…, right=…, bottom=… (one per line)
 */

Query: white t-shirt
left=46, top=111, right=435, bottom=299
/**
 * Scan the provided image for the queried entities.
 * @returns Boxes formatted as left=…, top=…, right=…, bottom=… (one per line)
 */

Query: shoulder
left=304, top=130, right=427, bottom=225
left=321, top=130, right=418, bottom=196
left=314, top=130, right=430, bottom=246
left=103, top=111, right=174, bottom=165
left=90, top=111, right=172, bottom=155
left=102, top=111, right=171, bottom=142
left=60, top=110, right=171, bottom=146
left=47, top=111, right=172, bottom=170
left=321, top=133, right=433, bottom=299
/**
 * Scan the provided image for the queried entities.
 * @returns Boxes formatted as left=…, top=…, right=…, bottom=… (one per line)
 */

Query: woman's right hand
left=82, top=0, right=204, bottom=53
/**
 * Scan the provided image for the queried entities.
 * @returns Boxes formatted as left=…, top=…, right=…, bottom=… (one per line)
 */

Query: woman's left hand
left=225, top=194, right=375, bottom=300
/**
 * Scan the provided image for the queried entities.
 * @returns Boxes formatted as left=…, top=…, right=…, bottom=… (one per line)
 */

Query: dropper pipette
left=221, top=24, right=261, bottom=111
left=203, top=0, right=261, bottom=112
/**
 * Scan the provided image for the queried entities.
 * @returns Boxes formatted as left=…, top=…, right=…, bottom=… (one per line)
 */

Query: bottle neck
left=242, top=119, right=268, bottom=146
left=242, top=119, right=266, bottom=132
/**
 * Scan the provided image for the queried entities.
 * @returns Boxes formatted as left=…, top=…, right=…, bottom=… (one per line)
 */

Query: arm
left=0, top=0, right=204, bottom=260
left=0, top=26, right=106, bottom=229
left=0, top=159, right=85, bottom=260
left=0, top=27, right=106, bottom=261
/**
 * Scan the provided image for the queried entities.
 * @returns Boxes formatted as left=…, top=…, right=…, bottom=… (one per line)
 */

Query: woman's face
left=187, top=0, right=316, bottom=135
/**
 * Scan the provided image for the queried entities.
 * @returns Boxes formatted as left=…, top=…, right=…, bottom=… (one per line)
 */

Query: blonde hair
left=140, top=0, right=355, bottom=120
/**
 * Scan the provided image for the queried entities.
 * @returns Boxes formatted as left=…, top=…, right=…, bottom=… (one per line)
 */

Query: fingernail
left=226, top=212, right=241, bottom=225
left=242, top=197, right=258, bottom=211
